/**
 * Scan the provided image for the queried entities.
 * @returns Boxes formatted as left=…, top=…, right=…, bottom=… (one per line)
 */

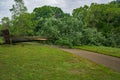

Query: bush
left=81, top=28, right=105, bottom=46
left=55, top=37, right=73, bottom=48
left=105, top=32, right=120, bottom=47
left=72, top=32, right=82, bottom=46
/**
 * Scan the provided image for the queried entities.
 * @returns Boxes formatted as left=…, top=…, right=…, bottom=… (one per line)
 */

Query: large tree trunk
left=1, top=29, right=11, bottom=44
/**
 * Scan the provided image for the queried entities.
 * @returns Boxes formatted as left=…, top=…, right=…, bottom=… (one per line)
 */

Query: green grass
left=0, top=44, right=120, bottom=80
left=75, top=46, right=120, bottom=58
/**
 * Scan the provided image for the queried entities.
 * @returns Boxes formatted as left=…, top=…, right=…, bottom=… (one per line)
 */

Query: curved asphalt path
left=61, top=48, right=120, bottom=72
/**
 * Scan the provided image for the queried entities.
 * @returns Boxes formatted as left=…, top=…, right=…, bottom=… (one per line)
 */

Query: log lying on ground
left=11, top=36, right=48, bottom=43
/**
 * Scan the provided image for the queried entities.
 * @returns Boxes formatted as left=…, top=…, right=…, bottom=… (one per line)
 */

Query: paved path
left=61, top=48, right=120, bottom=72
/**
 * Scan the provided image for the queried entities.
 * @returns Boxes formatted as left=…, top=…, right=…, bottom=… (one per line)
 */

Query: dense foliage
left=73, top=1, right=120, bottom=47
left=0, top=0, right=120, bottom=47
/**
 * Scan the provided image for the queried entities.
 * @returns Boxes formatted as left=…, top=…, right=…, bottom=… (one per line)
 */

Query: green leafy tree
left=9, top=0, right=35, bottom=36
left=1, top=17, right=10, bottom=29
left=33, top=6, right=64, bottom=19
left=10, top=13, right=35, bottom=36
left=32, top=6, right=68, bottom=37
left=55, top=16, right=83, bottom=46
left=73, top=5, right=89, bottom=27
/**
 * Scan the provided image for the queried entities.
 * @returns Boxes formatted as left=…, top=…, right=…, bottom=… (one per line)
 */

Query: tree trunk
left=1, top=29, right=11, bottom=44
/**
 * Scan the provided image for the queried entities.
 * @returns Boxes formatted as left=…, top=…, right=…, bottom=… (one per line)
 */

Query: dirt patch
left=70, top=69, right=80, bottom=74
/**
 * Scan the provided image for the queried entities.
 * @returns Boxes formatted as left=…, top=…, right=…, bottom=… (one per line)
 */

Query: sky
left=0, top=0, right=114, bottom=21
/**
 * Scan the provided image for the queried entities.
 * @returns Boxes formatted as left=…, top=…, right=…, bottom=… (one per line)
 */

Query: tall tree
left=33, top=6, right=64, bottom=19
left=9, top=0, right=34, bottom=36
left=10, top=0, right=27, bottom=19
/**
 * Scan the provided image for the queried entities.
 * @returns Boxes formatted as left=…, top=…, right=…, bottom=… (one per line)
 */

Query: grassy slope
left=0, top=44, right=120, bottom=80
left=75, top=46, right=120, bottom=58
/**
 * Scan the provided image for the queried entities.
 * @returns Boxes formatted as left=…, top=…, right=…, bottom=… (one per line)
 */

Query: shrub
left=55, top=37, right=73, bottom=48
left=72, top=32, right=82, bottom=46
left=81, top=28, right=105, bottom=46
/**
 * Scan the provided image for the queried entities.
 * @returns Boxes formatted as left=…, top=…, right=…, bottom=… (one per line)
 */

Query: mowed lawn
left=75, top=46, right=120, bottom=58
left=0, top=44, right=120, bottom=80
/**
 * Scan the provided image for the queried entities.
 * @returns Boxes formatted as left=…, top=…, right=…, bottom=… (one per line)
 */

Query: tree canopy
left=0, top=0, right=120, bottom=47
